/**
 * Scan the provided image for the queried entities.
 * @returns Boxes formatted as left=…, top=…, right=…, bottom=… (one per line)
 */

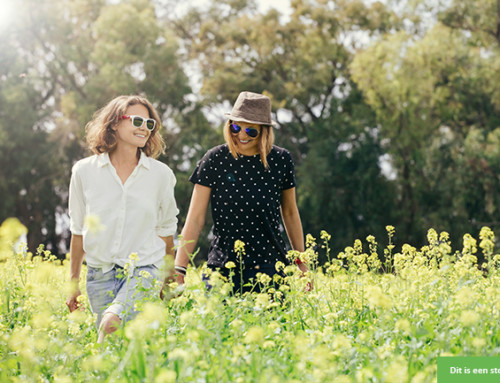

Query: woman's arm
left=66, top=234, right=85, bottom=312
left=281, top=187, right=304, bottom=252
left=281, top=187, right=309, bottom=274
left=175, top=184, right=212, bottom=284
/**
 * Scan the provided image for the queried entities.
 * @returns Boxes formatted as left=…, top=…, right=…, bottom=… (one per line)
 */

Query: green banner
left=438, top=357, right=500, bottom=383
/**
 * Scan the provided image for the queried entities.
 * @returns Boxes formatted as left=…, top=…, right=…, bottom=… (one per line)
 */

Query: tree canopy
left=0, top=0, right=498, bottom=258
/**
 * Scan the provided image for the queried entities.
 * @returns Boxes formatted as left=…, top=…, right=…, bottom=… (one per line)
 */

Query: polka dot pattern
left=189, top=144, right=296, bottom=269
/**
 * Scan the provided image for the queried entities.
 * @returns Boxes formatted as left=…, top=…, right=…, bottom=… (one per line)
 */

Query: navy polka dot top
left=189, top=144, right=297, bottom=269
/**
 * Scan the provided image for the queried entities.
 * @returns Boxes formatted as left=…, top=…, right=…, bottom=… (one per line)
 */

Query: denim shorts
left=86, top=264, right=159, bottom=328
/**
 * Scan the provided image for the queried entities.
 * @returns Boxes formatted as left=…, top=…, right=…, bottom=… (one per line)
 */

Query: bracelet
left=174, top=265, right=187, bottom=275
left=294, top=258, right=304, bottom=265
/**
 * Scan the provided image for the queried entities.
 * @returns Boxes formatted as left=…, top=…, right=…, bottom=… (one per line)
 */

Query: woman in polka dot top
left=169, top=91, right=309, bottom=293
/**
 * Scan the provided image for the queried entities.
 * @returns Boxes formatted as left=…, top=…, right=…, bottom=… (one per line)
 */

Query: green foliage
left=298, top=92, right=396, bottom=257
left=0, top=44, right=65, bottom=251
left=350, top=18, right=500, bottom=244
left=1, top=218, right=500, bottom=382
left=1, top=0, right=499, bottom=258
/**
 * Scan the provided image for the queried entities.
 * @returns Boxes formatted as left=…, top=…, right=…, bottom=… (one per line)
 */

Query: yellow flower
left=263, top=340, right=275, bottom=349
left=155, top=370, right=177, bottom=383
left=275, top=261, right=285, bottom=272
left=439, top=231, right=450, bottom=242
left=324, top=312, right=338, bottom=323
left=234, top=240, right=246, bottom=254
left=231, top=344, right=247, bottom=360
left=268, top=321, right=281, bottom=333
left=354, top=239, right=363, bottom=253
left=8, top=326, right=35, bottom=361
left=427, top=228, right=438, bottom=245
left=377, top=343, right=395, bottom=360
left=225, top=261, right=236, bottom=269
left=455, top=287, right=477, bottom=307
left=366, top=235, right=376, bottom=243
left=139, top=270, right=152, bottom=279
left=53, top=374, right=73, bottom=383
left=395, top=319, right=411, bottom=335
left=462, top=234, right=477, bottom=254
left=336, top=377, right=351, bottom=383
left=168, top=348, right=189, bottom=361
left=255, top=293, right=270, bottom=309
left=306, top=234, right=316, bottom=247
left=411, top=371, right=428, bottom=383
left=320, top=230, right=331, bottom=241
left=256, top=272, right=272, bottom=285
left=0, top=217, right=27, bottom=243
left=385, top=357, right=408, bottom=383
left=230, top=319, right=244, bottom=332
left=83, top=214, right=105, bottom=234
left=125, top=302, right=168, bottom=339
left=460, top=310, right=480, bottom=326
left=479, top=226, right=495, bottom=257
left=356, top=368, right=374, bottom=382
left=386, top=225, right=395, bottom=236
left=365, top=285, right=392, bottom=309
left=186, top=330, right=200, bottom=342
left=472, top=337, right=486, bottom=349
left=244, top=326, right=265, bottom=345
left=286, top=249, right=301, bottom=264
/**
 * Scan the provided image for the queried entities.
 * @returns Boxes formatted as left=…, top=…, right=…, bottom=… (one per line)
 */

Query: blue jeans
left=86, top=264, right=159, bottom=328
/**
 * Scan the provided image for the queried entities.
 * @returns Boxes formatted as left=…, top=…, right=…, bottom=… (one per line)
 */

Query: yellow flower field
left=0, top=218, right=498, bottom=382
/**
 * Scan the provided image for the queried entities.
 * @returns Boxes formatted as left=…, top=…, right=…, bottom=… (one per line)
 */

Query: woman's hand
left=160, top=273, right=185, bottom=300
left=297, top=262, right=314, bottom=291
left=66, top=288, right=82, bottom=312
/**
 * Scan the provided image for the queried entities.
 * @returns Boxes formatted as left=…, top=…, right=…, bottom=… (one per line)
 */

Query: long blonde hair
left=223, top=120, right=274, bottom=169
left=85, top=95, right=165, bottom=159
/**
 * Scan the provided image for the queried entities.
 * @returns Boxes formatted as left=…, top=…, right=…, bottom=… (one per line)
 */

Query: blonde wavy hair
left=85, top=95, right=165, bottom=159
left=223, top=120, right=274, bottom=169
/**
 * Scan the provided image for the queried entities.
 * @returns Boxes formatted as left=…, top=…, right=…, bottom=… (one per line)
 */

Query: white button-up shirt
left=69, top=152, right=179, bottom=272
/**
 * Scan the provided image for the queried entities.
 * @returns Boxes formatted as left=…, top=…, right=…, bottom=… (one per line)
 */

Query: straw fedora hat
left=224, top=91, right=276, bottom=126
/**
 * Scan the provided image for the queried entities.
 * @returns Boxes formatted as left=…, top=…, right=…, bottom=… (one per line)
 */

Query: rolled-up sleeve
left=69, top=163, right=85, bottom=235
left=156, top=167, right=179, bottom=237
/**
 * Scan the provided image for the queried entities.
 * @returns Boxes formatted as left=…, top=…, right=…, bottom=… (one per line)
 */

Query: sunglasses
left=230, top=123, right=260, bottom=138
left=121, top=115, right=156, bottom=131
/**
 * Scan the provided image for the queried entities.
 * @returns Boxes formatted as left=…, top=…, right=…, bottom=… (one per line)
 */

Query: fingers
left=160, top=279, right=186, bottom=301
left=159, top=285, right=166, bottom=301
left=66, top=299, right=79, bottom=312
left=66, top=290, right=83, bottom=312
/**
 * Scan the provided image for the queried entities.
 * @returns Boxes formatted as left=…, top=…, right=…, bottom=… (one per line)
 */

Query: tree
left=351, top=1, right=500, bottom=246
left=0, top=51, right=64, bottom=252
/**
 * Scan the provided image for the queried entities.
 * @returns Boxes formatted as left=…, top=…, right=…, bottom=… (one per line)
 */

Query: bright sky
left=0, top=0, right=292, bottom=31
left=255, top=0, right=291, bottom=15
left=173, top=0, right=292, bottom=19
left=0, top=0, right=15, bottom=31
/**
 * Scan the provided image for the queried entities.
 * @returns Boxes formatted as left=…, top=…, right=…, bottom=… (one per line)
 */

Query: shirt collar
left=97, top=151, right=150, bottom=169
left=97, top=153, right=112, bottom=168
left=138, top=151, right=151, bottom=170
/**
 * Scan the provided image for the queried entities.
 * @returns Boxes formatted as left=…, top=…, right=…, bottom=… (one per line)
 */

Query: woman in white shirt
left=66, top=95, right=178, bottom=342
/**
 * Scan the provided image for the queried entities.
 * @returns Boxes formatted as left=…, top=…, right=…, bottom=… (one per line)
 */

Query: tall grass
left=0, top=218, right=499, bottom=382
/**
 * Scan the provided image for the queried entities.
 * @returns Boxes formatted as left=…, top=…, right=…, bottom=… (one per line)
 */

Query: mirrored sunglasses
left=230, top=123, right=259, bottom=138
left=121, top=115, right=156, bottom=131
